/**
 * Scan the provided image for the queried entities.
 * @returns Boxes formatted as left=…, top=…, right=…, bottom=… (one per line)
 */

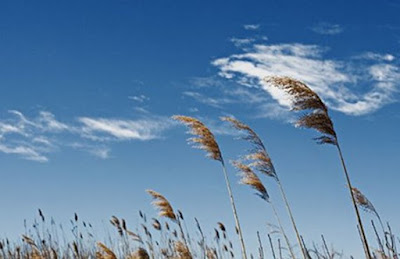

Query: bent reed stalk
left=172, top=115, right=248, bottom=259
left=265, top=76, right=372, bottom=259
left=232, top=161, right=296, bottom=259
left=222, top=116, right=307, bottom=259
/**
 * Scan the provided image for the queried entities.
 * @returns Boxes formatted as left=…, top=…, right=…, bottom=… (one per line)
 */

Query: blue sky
left=1, top=0, right=399, bottom=257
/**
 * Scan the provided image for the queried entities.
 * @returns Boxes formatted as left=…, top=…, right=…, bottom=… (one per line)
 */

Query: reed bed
left=0, top=76, right=395, bottom=259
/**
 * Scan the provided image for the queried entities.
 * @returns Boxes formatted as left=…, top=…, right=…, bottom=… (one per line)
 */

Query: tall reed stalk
left=352, top=187, right=389, bottom=256
left=223, top=117, right=307, bottom=259
left=265, top=76, right=372, bottom=259
left=172, top=115, right=248, bottom=259
left=232, top=161, right=296, bottom=259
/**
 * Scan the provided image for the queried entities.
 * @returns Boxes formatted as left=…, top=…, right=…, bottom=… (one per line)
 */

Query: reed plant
left=265, top=76, right=372, bottom=259
left=172, top=115, right=248, bottom=259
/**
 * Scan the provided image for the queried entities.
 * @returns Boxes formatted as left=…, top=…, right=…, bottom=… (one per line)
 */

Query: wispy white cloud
left=0, top=122, right=24, bottom=138
left=230, top=37, right=256, bottom=47
left=90, top=147, right=110, bottom=159
left=243, top=24, right=260, bottom=30
left=354, top=52, right=395, bottom=62
left=183, top=91, right=234, bottom=108
left=0, top=110, right=175, bottom=162
left=212, top=43, right=400, bottom=116
left=0, top=143, right=48, bottom=162
left=69, top=142, right=111, bottom=159
left=311, top=22, right=344, bottom=35
left=79, top=117, right=173, bottom=141
left=8, top=110, right=71, bottom=133
left=189, top=76, right=225, bottom=88
left=129, top=95, right=149, bottom=103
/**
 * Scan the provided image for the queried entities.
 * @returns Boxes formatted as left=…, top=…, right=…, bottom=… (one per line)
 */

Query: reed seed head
left=172, top=115, right=222, bottom=162
left=265, top=76, right=337, bottom=145
left=352, top=187, right=379, bottom=217
left=129, top=248, right=150, bottom=259
left=232, top=161, right=269, bottom=201
left=146, top=189, right=176, bottom=221
left=97, top=242, right=117, bottom=259
left=174, top=241, right=192, bottom=259
left=222, top=117, right=277, bottom=178
left=221, top=117, right=264, bottom=150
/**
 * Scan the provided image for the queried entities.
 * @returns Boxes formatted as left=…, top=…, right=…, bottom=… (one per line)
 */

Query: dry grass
left=0, top=78, right=395, bottom=259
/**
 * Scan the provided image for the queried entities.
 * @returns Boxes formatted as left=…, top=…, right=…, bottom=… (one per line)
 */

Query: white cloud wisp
left=212, top=43, right=400, bottom=116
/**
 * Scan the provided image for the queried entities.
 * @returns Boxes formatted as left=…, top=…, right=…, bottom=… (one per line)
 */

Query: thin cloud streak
left=0, top=111, right=175, bottom=162
left=243, top=24, right=260, bottom=30
left=79, top=117, right=174, bottom=141
left=311, top=22, right=344, bottom=35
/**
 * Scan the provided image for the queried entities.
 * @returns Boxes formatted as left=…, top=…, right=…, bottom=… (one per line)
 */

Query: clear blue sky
left=0, top=0, right=399, bottom=257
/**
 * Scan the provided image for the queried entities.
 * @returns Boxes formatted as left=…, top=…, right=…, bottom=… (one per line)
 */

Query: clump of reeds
left=265, top=76, right=372, bottom=258
left=232, top=160, right=296, bottom=259
left=146, top=189, right=189, bottom=253
left=172, top=115, right=248, bottom=259
left=222, top=116, right=306, bottom=259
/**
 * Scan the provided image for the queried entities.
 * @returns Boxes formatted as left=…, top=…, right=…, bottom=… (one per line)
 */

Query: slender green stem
left=336, top=143, right=372, bottom=259
left=221, top=161, right=248, bottom=259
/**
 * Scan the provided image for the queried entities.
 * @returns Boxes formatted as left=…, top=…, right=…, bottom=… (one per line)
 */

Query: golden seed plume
left=146, top=189, right=176, bottom=220
left=222, top=117, right=277, bottom=178
left=128, top=248, right=150, bottom=259
left=221, top=117, right=264, bottom=149
left=97, top=242, right=117, bottom=259
left=172, top=115, right=222, bottom=161
left=245, top=151, right=276, bottom=178
left=265, top=76, right=337, bottom=145
left=232, top=161, right=269, bottom=201
left=174, top=241, right=192, bottom=259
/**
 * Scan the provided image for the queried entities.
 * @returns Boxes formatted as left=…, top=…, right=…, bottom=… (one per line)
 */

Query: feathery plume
left=222, top=117, right=276, bottom=178
left=232, top=161, right=269, bottom=201
left=146, top=190, right=176, bottom=220
left=129, top=248, right=150, bottom=259
left=352, top=188, right=379, bottom=217
left=221, top=117, right=265, bottom=150
left=174, top=115, right=248, bottom=259
left=174, top=241, right=192, bottom=259
left=172, top=115, right=222, bottom=161
left=97, top=242, right=117, bottom=259
left=265, top=76, right=337, bottom=145
left=265, top=76, right=372, bottom=259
